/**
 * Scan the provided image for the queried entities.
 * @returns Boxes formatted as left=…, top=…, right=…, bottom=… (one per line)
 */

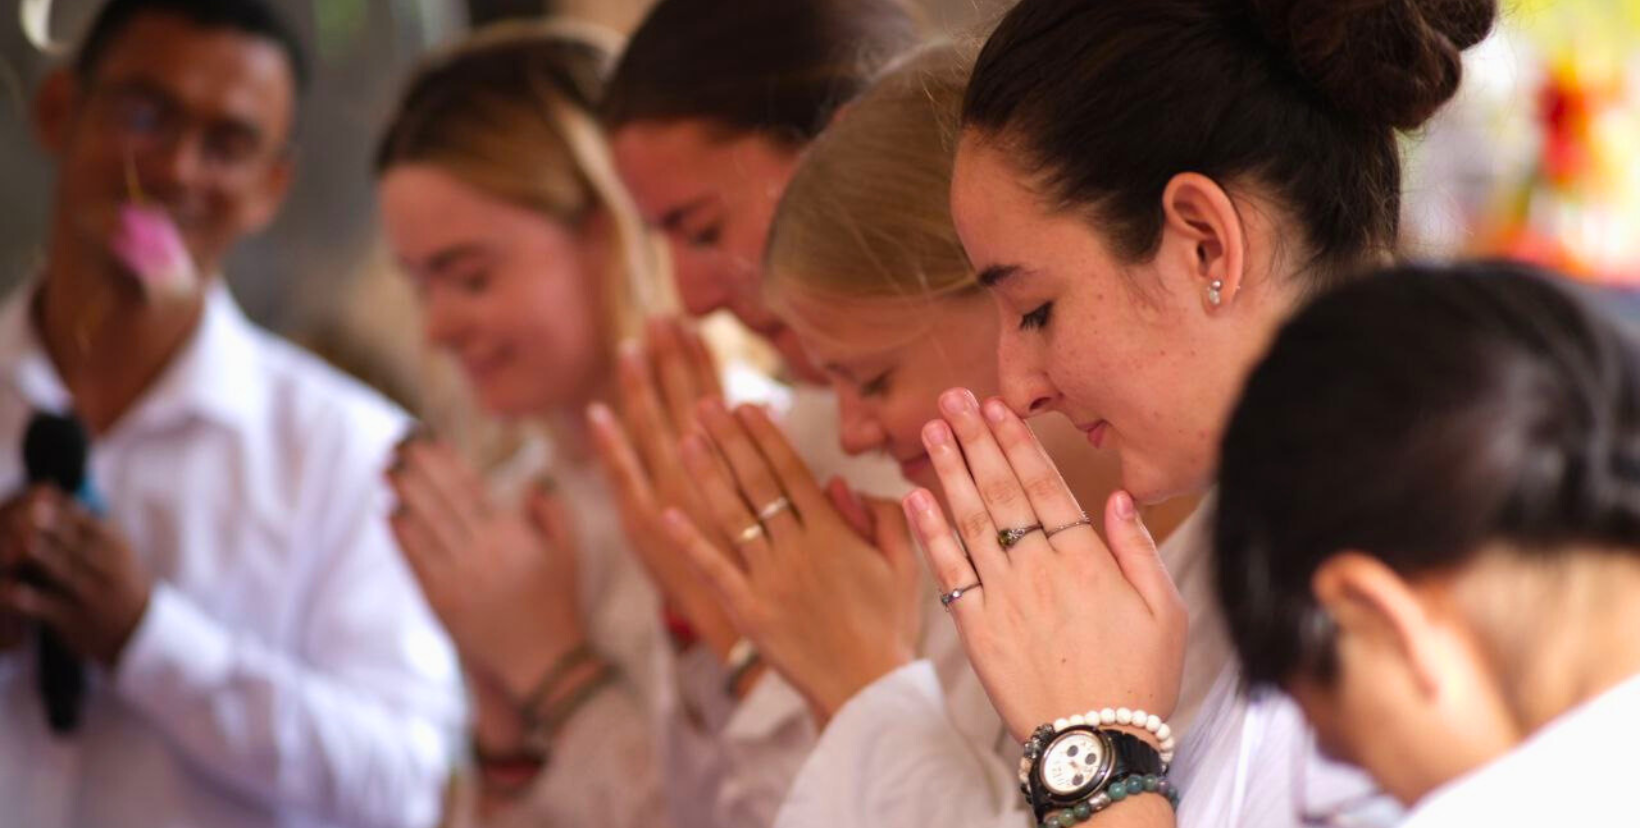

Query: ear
left=32, top=69, right=78, bottom=156
left=239, top=152, right=296, bottom=235
left=1158, top=172, right=1247, bottom=312
left=1312, top=552, right=1449, bottom=700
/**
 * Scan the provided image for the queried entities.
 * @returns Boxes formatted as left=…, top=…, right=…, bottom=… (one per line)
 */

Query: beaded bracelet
left=1019, top=706, right=1176, bottom=788
left=1037, top=773, right=1180, bottom=828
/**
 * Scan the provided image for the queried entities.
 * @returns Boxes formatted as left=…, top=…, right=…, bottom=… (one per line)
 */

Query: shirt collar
left=0, top=279, right=270, bottom=436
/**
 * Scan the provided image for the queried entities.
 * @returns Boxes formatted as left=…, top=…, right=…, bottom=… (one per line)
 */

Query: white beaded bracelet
left=1017, top=706, right=1176, bottom=787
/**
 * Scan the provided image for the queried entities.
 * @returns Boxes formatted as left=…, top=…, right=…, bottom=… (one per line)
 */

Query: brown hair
left=764, top=44, right=975, bottom=341
left=375, top=20, right=666, bottom=341
left=963, top=0, right=1497, bottom=288
left=601, top=0, right=922, bottom=146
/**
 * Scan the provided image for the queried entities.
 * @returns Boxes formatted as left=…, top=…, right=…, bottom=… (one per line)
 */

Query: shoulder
left=244, top=327, right=410, bottom=465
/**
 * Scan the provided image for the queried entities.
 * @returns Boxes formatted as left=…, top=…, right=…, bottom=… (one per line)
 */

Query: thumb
left=867, top=497, right=918, bottom=582
left=826, top=476, right=875, bottom=540
left=1101, top=490, right=1182, bottom=618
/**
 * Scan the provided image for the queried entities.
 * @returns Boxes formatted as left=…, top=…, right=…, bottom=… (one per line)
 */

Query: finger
left=389, top=468, right=468, bottom=560
left=734, top=404, right=829, bottom=521
left=588, top=402, right=661, bottom=514
left=1102, top=491, right=1184, bottom=619
left=979, top=396, right=1102, bottom=544
left=389, top=508, right=445, bottom=591
left=662, top=508, right=755, bottom=624
left=868, top=497, right=919, bottom=584
left=698, top=400, right=800, bottom=542
left=922, top=418, right=1010, bottom=585
left=938, top=389, right=1050, bottom=555
left=22, top=527, right=96, bottom=598
left=652, top=318, right=713, bottom=433
left=616, top=340, right=679, bottom=472
left=0, top=579, right=76, bottom=630
left=902, top=488, right=983, bottom=622
left=680, top=322, right=725, bottom=399
left=679, top=433, right=767, bottom=568
left=827, top=477, right=874, bottom=541
left=398, top=442, right=487, bottom=537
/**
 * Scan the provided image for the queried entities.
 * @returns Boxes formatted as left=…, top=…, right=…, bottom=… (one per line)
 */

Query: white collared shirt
left=1399, top=671, right=1640, bottom=827
left=0, top=283, right=465, bottom=828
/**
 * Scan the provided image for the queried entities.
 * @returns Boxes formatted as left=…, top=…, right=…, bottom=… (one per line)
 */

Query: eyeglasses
left=1290, top=727, right=1403, bottom=828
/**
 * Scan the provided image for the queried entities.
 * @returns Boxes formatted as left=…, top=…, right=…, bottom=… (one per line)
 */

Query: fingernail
left=1114, top=490, right=1137, bottom=521
left=906, top=489, right=936, bottom=517
left=939, top=389, right=973, bottom=416
left=587, top=402, right=613, bottom=426
left=662, top=508, right=688, bottom=530
left=922, top=420, right=951, bottom=447
left=983, top=399, right=1009, bottom=424
left=618, top=339, right=642, bottom=361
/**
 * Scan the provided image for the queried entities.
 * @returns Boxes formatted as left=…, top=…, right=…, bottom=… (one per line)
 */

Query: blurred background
left=0, top=0, right=1636, bottom=347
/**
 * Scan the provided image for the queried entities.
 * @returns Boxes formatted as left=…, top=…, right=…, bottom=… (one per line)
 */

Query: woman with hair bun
left=1215, top=261, right=1640, bottom=827
left=902, top=0, right=1501, bottom=826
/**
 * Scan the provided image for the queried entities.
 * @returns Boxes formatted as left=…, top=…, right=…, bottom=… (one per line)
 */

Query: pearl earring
left=1207, top=279, right=1224, bottom=307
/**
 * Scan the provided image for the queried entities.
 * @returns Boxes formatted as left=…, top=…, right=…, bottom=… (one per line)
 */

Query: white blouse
left=1398, top=671, right=1640, bottom=828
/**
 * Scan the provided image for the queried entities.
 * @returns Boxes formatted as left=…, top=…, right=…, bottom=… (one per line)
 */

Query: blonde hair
left=376, top=19, right=668, bottom=344
left=764, top=43, right=976, bottom=342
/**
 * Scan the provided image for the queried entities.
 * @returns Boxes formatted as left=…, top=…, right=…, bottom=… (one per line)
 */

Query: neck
left=1486, top=552, right=1640, bottom=735
left=36, top=231, right=207, bottom=434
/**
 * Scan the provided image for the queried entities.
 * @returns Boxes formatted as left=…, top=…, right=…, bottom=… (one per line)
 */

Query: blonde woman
left=373, top=22, right=667, bottom=828
left=662, top=46, right=1207, bottom=828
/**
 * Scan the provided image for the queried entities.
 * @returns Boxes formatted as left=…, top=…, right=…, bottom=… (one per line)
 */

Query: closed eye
left=860, top=370, right=892, bottom=398
left=1019, top=302, right=1053, bottom=331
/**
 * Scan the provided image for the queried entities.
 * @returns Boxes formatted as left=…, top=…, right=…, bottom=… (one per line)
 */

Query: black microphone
left=22, top=412, right=91, bottom=735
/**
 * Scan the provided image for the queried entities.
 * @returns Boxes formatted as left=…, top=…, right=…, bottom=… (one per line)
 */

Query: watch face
left=1039, top=729, right=1110, bottom=797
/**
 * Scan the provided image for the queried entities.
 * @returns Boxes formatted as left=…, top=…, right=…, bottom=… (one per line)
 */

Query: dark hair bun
left=1252, top=0, right=1499, bottom=130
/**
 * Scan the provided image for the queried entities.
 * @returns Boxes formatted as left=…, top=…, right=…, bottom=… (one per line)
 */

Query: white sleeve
left=774, top=660, right=1029, bottom=828
left=111, top=422, right=465, bottom=828
left=657, top=645, right=815, bottom=828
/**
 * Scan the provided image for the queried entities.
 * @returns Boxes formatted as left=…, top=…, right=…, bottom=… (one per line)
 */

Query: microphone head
left=23, top=412, right=89, bottom=493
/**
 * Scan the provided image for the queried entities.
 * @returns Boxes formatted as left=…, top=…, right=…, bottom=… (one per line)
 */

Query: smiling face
left=780, top=288, right=1000, bottom=494
left=611, top=118, right=821, bottom=381
left=39, top=11, right=297, bottom=281
left=950, top=136, right=1298, bottom=504
left=380, top=164, right=608, bottom=418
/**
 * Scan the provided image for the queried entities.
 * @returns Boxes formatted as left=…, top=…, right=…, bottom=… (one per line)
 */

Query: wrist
left=811, top=650, right=913, bottom=722
left=497, top=631, right=589, bottom=703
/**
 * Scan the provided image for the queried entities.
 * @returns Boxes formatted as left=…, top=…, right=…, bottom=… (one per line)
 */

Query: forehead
left=88, top=13, right=296, bottom=137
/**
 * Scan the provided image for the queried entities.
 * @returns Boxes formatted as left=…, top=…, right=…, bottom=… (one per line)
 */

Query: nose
left=422, top=293, right=469, bottom=352
left=997, top=329, right=1058, bottom=418
left=142, top=133, right=209, bottom=199
left=670, top=247, right=732, bottom=318
left=836, top=390, right=887, bottom=457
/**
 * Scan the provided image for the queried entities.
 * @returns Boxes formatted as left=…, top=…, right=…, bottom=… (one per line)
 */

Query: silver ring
left=735, top=523, right=765, bottom=545
left=756, top=496, right=792, bottom=522
left=940, top=581, right=981, bottom=609
left=996, top=523, right=1043, bottom=550
left=1046, top=513, right=1092, bottom=539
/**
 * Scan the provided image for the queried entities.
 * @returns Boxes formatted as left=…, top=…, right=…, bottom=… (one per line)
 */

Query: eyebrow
left=821, top=363, right=858, bottom=383
left=658, top=197, right=714, bottom=232
left=978, top=263, right=1024, bottom=288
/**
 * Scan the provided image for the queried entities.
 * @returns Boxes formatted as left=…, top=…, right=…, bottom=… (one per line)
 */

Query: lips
left=1078, top=420, right=1110, bottom=449
left=897, top=453, right=931, bottom=478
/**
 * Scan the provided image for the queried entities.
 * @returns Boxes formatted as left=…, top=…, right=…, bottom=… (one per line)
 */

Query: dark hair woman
left=1216, top=261, right=1640, bottom=827
left=904, top=0, right=1501, bottom=827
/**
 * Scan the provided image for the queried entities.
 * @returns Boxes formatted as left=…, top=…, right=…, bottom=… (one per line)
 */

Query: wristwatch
left=1025, top=726, right=1165, bottom=817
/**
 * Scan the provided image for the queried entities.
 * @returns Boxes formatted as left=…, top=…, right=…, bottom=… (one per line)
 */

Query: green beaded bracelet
left=1037, top=774, right=1179, bottom=828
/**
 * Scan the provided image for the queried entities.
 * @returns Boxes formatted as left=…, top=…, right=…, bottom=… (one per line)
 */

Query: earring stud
left=1207, top=279, right=1224, bottom=306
